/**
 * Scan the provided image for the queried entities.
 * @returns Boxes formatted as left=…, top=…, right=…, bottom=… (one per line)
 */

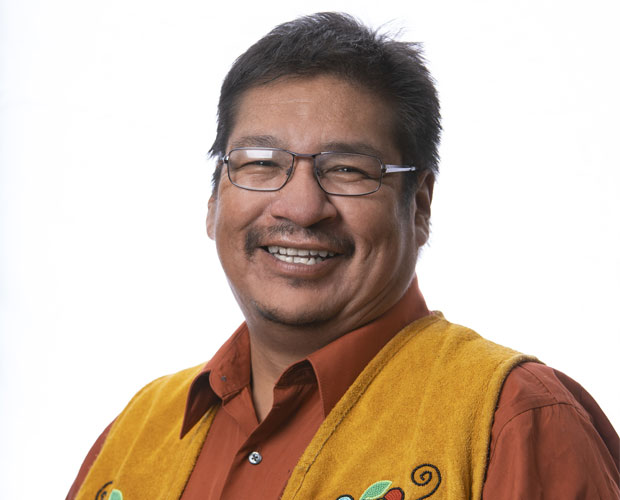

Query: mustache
left=245, top=222, right=355, bottom=257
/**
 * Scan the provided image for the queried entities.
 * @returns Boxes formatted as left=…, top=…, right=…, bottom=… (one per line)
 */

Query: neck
left=247, top=320, right=338, bottom=421
left=243, top=275, right=425, bottom=421
left=245, top=304, right=399, bottom=421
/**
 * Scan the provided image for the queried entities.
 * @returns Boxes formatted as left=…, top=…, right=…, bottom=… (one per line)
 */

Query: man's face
left=207, top=75, right=432, bottom=337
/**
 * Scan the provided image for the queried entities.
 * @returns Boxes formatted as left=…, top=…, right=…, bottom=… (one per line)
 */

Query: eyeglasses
left=223, top=147, right=421, bottom=196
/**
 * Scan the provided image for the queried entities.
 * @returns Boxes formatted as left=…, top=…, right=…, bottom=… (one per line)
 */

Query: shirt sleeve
left=65, top=421, right=113, bottom=500
left=483, top=363, right=620, bottom=499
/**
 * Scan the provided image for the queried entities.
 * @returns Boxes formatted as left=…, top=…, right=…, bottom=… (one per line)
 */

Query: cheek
left=362, top=204, right=416, bottom=263
left=341, top=203, right=399, bottom=257
left=213, top=191, right=270, bottom=252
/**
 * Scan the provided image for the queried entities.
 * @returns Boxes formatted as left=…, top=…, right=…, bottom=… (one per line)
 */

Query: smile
left=266, top=245, right=336, bottom=265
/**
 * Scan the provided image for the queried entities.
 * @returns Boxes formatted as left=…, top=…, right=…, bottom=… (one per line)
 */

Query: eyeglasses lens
left=227, top=149, right=382, bottom=195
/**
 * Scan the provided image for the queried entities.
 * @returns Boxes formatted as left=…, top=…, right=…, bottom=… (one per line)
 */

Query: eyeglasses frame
left=222, top=147, right=421, bottom=197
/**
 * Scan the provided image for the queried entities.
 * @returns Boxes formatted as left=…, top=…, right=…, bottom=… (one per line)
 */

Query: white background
left=1, top=0, right=619, bottom=497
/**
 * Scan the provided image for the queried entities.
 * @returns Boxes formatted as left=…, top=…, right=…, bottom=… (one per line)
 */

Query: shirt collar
left=181, top=323, right=251, bottom=437
left=181, top=275, right=429, bottom=437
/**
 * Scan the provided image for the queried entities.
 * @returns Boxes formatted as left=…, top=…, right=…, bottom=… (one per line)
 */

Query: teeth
left=266, top=245, right=336, bottom=260
left=266, top=245, right=335, bottom=265
left=274, top=254, right=323, bottom=265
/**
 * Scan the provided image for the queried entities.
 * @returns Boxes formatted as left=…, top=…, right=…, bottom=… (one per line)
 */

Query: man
left=67, top=12, right=619, bottom=500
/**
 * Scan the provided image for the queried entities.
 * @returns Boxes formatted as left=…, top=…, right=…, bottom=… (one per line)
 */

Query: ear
left=206, top=194, right=217, bottom=240
left=413, top=170, right=434, bottom=248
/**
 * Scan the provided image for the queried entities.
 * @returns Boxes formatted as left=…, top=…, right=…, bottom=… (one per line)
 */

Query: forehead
left=228, top=75, right=400, bottom=161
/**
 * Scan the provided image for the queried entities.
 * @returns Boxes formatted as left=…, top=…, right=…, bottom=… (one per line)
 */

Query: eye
left=239, top=159, right=278, bottom=168
left=322, top=163, right=364, bottom=173
left=334, top=166, right=359, bottom=173
left=322, top=164, right=373, bottom=181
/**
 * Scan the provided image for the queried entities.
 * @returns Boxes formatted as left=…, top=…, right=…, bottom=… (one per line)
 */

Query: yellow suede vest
left=76, top=314, right=536, bottom=500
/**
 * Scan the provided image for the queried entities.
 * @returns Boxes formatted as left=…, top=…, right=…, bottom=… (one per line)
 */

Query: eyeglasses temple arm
left=383, top=164, right=418, bottom=173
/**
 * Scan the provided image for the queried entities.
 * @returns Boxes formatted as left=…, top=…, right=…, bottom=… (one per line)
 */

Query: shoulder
left=485, top=362, right=620, bottom=498
left=494, top=362, right=590, bottom=427
left=493, top=362, right=618, bottom=444
left=66, top=362, right=209, bottom=500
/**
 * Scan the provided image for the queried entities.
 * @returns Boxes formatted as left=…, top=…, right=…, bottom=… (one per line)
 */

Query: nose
left=268, top=157, right=338, bottom=227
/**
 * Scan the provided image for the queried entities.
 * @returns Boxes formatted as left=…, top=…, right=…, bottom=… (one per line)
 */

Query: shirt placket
left=217, top=365, right=317, bottom=500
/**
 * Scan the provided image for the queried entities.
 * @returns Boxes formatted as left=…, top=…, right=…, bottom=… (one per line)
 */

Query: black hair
left=209, top=12, right=441, bottom=202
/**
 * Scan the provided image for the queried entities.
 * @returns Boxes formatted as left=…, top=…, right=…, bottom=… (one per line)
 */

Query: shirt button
left=248, top=451, right=262, bottom=465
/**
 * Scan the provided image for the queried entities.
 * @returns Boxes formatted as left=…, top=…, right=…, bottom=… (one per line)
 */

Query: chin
left=253, top=300, right=336, bottom=328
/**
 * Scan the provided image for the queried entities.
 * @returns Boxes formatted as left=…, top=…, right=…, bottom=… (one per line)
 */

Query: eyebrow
left=229, top=136, right=386, bottom=159
left=229, top=135, right=282, bottom=149
left=320, top=141, right=385, bottom=159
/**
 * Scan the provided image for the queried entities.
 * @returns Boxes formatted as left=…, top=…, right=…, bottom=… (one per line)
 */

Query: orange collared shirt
left=180, top=276, right=431, bottom=499
left=67, top=277, right=620, bottom=499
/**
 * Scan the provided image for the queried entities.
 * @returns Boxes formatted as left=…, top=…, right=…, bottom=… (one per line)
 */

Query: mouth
left=264, top=245, right=337, bottom=266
